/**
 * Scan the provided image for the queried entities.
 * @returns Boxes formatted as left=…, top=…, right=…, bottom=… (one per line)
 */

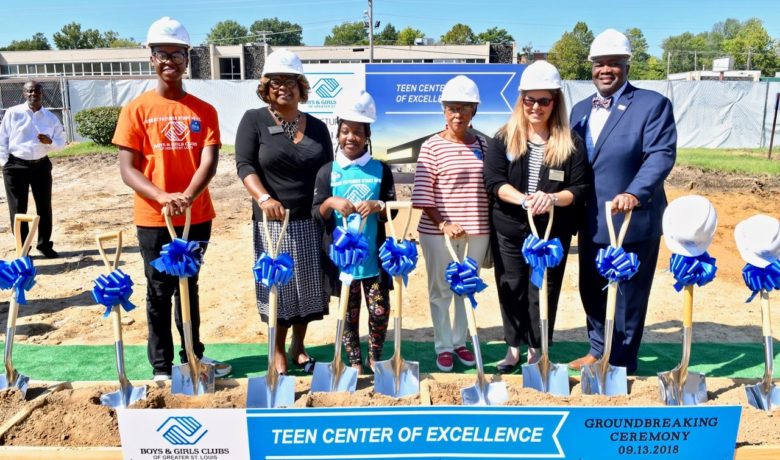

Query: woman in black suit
left=483, top=61, right=590, bottom=373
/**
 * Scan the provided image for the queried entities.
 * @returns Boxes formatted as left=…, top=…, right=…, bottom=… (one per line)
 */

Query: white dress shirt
left=0, top=103, right=66, bottom=167
left=585, top=82, right=628, bottom=158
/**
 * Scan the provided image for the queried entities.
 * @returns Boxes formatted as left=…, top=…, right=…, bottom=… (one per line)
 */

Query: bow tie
left=592, top=96, right=613, bottom=109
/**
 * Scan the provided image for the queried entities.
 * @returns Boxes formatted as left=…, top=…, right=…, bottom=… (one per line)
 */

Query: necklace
left=270, top=108, right=301, bottom=142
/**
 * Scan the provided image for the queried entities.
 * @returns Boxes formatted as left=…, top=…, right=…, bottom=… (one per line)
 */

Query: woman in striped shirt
left=483, top=61, right=590, bottom=374
left=411, top=75, right=490, bottom=372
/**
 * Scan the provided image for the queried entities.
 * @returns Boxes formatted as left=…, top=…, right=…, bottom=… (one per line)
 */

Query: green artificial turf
left=0, top=340, right=777, bottom=382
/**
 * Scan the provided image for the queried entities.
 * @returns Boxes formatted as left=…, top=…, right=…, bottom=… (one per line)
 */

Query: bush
left=74, top=106, right=122, bottom=145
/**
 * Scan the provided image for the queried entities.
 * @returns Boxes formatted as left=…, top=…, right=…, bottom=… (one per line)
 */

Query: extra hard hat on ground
left=441, top=75, right=480, bottom=104
left=147, top=17, right=191, bottom=48
left=262, top=49, right=304, bottom=76
left=662, top=195, right=718, bottom=257
left=589, top=28, right=632, bottom=61
left=335, top=90, right=377, bottom=123
left=519, top=61, right=562, bottom=91
left=734, top=214, right=780, bottom=268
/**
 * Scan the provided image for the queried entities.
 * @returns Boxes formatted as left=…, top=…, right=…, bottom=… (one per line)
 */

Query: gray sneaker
left=201, top=356, right=231, bottom=378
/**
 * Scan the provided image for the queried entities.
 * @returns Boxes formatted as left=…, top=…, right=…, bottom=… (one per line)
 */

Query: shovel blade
left=310, top=363, right=358, bottom=393
left=521, top=362, right=570, bottom=396
left=100, top=385, right=147, bottom=408
left=0, top=373, right=29, bottom=398
left=247, top=375, right=296, bottom=408
left=374, top=359, right=420, bottom=398
left=581, top=362, right=627, bottom=396
left=171, top=362, right=215, bottom=396
left=658, top=371, right=707, bottom=406
left=460, top=381, right=508, bottom=406
left=745, top=382, right=780, bottom=412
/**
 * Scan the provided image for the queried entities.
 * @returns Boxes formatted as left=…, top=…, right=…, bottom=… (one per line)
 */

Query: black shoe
left=496, top=362, right=518, bottom=374
left=39, top=248, right=59, bottom=259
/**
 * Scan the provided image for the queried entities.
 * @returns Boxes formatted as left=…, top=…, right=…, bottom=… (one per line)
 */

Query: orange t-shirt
left=112, top=91, right=219, bottom=227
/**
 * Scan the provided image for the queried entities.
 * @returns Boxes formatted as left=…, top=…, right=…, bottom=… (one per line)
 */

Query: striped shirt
left=526, top=141, right=545, bottom=194
left=411, top=133, right=490, bottom=235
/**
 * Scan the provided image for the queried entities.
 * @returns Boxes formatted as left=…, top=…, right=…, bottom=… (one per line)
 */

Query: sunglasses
left=522, top=96, right=554, bottom=108
left=268, top=77, right=299, bottom=89
left=152, top=50, right=187, bottom=65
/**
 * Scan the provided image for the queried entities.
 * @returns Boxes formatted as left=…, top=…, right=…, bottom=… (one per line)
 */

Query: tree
left=519, top=42, right=534, bottom=63
left=53, top=22, right=107, bottom=49
left=721, top=18, right=777, bottom=74
left=624, top=28, right=663, bottom=80
left=662, top=32, right=712, bottom=73
left=1, top=33, right=51, bottom=51
left=323, top=22, right=367, bottom=46
left=376, top=24, right=398, bottom=45
left=102, top=31, right=140, bottom=48
left=206, top=20, right=248, bottom=45
left=476, top=27, right=514, bottom=44
left=547, top=22, right=593, bottom=80
left=396, top=27, right=423, bottom=46
left=441, top=23, right=475, bottom=45
left=249, top=18, right=303, bottom=45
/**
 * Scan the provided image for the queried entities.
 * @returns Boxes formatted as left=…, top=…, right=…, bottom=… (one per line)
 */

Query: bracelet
left=520, top=199, right=528, bottom=210
left=438, top=220, right=448, bottom=231
left=550, top=193, right=558, bottom=204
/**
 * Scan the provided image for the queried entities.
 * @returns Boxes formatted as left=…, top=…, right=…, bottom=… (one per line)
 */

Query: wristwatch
left=259, top=193, right=271, bottom=203
left=377, top=200, right=386, bottom=211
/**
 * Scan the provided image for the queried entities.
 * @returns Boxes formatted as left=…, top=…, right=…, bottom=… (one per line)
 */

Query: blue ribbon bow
left=522, top=234, right=564, bottom=289
left=379, top=237, right=418, bottom=286
left=253, top=252, right=295, bottom=288
left=669, top=252, right=717, bottom=292
left=151, top=238, right=204, bottom=278
left=596, top=246, right=640, bottom=284
left=742, top=259, right=780, bottom=302
left=91, top=269, right=136, bottom=317
left=445, top=256, right=487, bottom=309
left=0, top=257, right=36, bottom=304
left=329, top=214, right=369, bottom=276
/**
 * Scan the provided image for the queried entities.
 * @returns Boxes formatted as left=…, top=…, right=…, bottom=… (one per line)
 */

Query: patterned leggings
left=342, top=276, right=390, bottom=366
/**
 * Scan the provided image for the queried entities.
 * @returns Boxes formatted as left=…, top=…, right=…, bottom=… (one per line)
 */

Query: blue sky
left=1, top=0, right=778, bottom=56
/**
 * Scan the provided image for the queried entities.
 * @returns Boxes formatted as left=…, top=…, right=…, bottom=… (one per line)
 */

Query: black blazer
left=483, top=131, right=590, bottom=238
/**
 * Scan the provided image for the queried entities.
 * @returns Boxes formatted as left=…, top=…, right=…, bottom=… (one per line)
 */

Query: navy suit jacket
left=570, top=83, right=677, bottom=245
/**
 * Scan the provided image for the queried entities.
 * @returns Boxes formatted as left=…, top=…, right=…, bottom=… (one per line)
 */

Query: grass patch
left=677, top=148, right=780, bottom=176
left=51, top=141, right=117, bottom=158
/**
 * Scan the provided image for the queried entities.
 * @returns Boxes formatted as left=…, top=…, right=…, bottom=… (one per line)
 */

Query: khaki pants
left=419, top=233, right=490, bottom=355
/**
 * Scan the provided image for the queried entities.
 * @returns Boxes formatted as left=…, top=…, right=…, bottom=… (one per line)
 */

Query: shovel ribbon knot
left=445, top=256, right=487, bottom=309
left=670, top=252, right=717, bottom=292
left=0, top=256, right=36, bottom=304
left=151, top=238, right=204, bottom=278
left=521, top=234, right=564, bottom=289
left=379, top=237, right=418, bottom=286
left=742, top=259, right=780, bottom=302
left=329, top=214, right=369, bottom=275
left=92, top=269, right=136, bottom=317
left=596, top=245, right=640, bottom=284
left=253, top=252, right=294, bottom=288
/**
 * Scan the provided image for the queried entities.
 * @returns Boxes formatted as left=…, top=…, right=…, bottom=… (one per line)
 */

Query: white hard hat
left=262, top=49, right=304, bottom=76
left=588, top=28, right=632, bottom=61
left=519, top=61, right=562, bottom=91
left=662, top=195, right=718, bottom=257
left=146, top=17, right=191, bottom=48
left=440, top=75, right=481, bottom=104
left=335, top=90, right=377, bottom=123
left=734, top=214, right=780, bottom=268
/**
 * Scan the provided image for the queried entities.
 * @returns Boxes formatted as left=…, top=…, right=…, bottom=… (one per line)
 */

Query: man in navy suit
left=568, top=29, right=677, bottom=375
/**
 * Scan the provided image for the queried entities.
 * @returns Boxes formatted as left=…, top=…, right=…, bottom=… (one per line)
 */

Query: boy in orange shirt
left=112, top=17, right=230, bottom=381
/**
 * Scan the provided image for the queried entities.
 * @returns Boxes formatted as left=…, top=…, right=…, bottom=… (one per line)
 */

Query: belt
left=9, top=154, right=48, bottom=165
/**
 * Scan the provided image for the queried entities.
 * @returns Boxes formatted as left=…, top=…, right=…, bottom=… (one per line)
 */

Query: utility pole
left=257, top=30, right=271, bottom=59
left=368, top=0, right=374, bottom=63
left=694, top=50, right=697, bottom=72
left=666, top=51, right=671, bottom=78
left=747, top=47, right=752, bottom=70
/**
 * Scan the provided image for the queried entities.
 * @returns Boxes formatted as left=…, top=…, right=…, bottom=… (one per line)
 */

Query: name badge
left=549, top=169, right=565, bottom=182
left=268, top=125, right=284, bottom=135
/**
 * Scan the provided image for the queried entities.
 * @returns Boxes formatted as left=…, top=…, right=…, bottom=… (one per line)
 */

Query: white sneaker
left=201, top=356, right=232, bottom=378
left=153, top=373, right=171, bottom=382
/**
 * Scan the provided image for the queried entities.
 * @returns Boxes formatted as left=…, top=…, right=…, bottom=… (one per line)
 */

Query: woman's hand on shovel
left=260, top=197, right=286, bottom=220
left=525, top=191, right=555, bottom=216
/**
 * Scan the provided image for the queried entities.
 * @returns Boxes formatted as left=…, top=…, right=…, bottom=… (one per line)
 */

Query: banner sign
left=301, top=64, right=365, bottom=147
left=365, top=64, right=526, bottom=163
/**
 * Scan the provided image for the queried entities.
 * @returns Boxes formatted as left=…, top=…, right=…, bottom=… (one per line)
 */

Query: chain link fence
left=0, top=78, right=72, bottom=140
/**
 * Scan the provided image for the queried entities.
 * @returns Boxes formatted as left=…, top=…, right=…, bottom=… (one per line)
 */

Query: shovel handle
left=385, top=201, right=413, bottom=242
left=13, top=214, right=39, bottom=258
left=341, top=213, right=368, bottom=233
left=526, top=207, right=554, bottom=321
left=444, top=235, right=479, bottom=337
left=261, top=208, right=290, bottom=258
left=604, top=201, right=632, bottom=248
left=761, top=290, right=772, bottom=337
left=526, top=205, right=555, bottom=241
left=96, top=231, right=123, bottom=271
left=682, top=285, right=694, bottom=328
left=162, top=206, right=192, bottom=241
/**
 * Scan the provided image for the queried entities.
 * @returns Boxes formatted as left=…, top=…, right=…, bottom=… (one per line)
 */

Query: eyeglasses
left=268, top=78, right=299, bottom=89
left=522, top=96, right=554, bottom=108
left=444, top=104, right=475, bottom=114
left=152, top=50, right=187, bottom=65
